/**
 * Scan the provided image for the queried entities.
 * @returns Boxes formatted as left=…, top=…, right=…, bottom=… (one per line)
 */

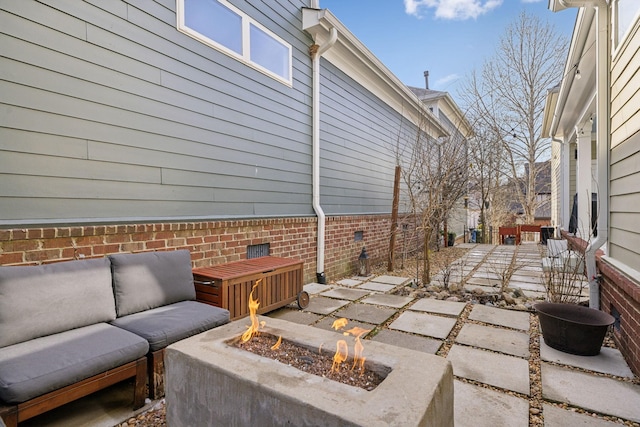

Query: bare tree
left=459, top=11, right=567, bottom=225
left=395, top=107, right=469, bottom=285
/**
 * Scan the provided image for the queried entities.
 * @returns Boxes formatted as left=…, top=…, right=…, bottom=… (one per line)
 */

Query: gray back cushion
left=0, top=257, right=116, bottom=348
left=109, top=250, right=196, bottom=317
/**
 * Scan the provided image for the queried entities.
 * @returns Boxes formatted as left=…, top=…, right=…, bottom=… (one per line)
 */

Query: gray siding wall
left=1, top=0, right=315, bottom=224
left=0, top=0, right=407, bottom=226
left=319, top=60, right=402, bottom=214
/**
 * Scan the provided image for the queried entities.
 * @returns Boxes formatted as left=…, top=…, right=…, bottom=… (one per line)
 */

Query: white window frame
left=176, top=0, right=293, bottom=86
left=612, top=0, right=640, bottom=55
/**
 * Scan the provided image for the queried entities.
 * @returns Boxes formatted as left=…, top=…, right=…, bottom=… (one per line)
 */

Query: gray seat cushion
left=0, top=257, right=116, bottom=348
left=0, top=323, right=149, bottom=404
left=109, top=250, right=196, bottom=317
left=110, top=301, right=230, bottom=352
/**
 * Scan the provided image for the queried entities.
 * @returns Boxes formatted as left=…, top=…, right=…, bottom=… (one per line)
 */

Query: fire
left=241, top=279, right=281, bottom=348
left=329, top=318, right=370, bottom=374
left=346, top=327, right=368, bottom=371
left=271, top=335, right=282, bottom=350
left=331, top=340, right=349, bottom=372
left=241, top=280, right=266, bottom=343
left=241, top=291, right=369, bottom=375
left=331, top=318, right=349, bottom=331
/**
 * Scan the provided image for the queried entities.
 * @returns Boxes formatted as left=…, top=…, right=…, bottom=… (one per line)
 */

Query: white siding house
left=544, top=0, right=640, bottom=377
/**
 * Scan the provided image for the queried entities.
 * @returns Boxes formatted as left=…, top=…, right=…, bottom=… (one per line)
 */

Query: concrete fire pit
left=165, top=316, right=453, bottom=426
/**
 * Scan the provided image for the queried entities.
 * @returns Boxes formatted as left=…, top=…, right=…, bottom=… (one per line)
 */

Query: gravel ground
left=120, top=247, right=639, bottom=427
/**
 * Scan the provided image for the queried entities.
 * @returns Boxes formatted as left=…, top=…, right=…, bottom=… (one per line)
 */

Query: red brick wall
left=597, top=258, right=640, bottom=377
left=562, top=232, right=640, bottom=377
left=0, top=215, right=409, bottom=284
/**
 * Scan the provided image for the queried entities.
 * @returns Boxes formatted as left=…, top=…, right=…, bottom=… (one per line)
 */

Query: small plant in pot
left=536, top=236, right=614, bottom=356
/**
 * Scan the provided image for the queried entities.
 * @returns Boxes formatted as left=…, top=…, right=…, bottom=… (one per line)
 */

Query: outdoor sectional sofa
left=0, top=250, right=230, bottom=426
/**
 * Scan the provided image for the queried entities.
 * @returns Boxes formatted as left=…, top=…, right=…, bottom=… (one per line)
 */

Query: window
left=177, top=0, right=292, bottom=85
left=614, top=0, right=640, bottom=50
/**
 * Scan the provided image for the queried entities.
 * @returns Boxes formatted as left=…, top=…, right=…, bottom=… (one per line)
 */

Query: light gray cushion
left=109, top=250, right=196, bottom=317
left=0, top=258, right=116, bottom=348
left=110, top=301, right=230, bottom=351
left=0, top=323, right=149, bottom=404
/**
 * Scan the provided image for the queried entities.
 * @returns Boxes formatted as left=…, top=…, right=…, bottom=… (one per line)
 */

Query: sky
left=319, top=0, right=578, bottom=95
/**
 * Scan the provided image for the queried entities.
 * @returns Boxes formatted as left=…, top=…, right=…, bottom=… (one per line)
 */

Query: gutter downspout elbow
left=311, top=26, right=337, bottom=284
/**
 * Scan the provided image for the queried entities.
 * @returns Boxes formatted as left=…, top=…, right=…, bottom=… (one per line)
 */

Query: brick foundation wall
left=562, top=232, right=640, bottom=377
left=597, top=259, right=640, bottom=377
left=0, top=215, right=412, bottom=284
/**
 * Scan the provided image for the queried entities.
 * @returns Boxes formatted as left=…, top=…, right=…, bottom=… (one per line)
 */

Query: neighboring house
left=543, top=0, right=640, bottom=376
left=408, top=71, right=473, bottom=243
left=0, top=1, right=466, bottom=283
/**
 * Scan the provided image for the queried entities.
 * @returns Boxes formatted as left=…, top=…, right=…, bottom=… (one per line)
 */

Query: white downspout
left=557, top=0, right=609, bottom=309
left=311, top=26, right=337, bottom=284
left=585, top=2, right=609, bottom=310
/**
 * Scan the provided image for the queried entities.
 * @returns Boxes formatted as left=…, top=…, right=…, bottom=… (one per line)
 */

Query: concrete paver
left=540, top=340, right=635, bottom=378
left=321, top=288, right=370, bottom=301
left=541, top=363, right=640, bottom=422
left=370, top=329, right=442, bottom=354
left=456, top=323, right=530, bottom=358
left=508, top=280, right=546, bottom=292
left=472, top=271, right=502, bottom=280
left=336, top=278, right=362, bottom=287
left=313, top=316, right=374, bottom=334
left=510, top=274, right=542, bottom=284
left=335, top=303, right=397, bottom=325
left=409, top=298, right=466, bottom=316
left=512, top=270, right=543, bottom=278
left=304, top=296, right=350, bottom=315
left=303, top=282, right=333, bottom=294
left=370, top=275, right=409, bottom=285
left=360, top=293, right=413, bottom=308
left=466, top=277, right=502, bottom=288
left=520, top=265, right=544, bottom=272
left=454, top=380, right=529, bottom=427
left=389, top=311, right=457, bottom=339
left=357, top=281, right=396, bottom=292
left=469, top=304, right=530, bottom=331
left=543, top=404, right=622, bottom=427
left=447, top=344, right=530, bottom=395
left=267, top=307, right=322, bottom=325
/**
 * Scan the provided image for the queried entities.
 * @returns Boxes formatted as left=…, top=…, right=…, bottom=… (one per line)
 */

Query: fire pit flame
left=241, top=280, right=268, bottom=343
left=331, top=318, right=349, bottom=331
left=241, top=292, right=369, bottom=376
left=329, top=318, right=370, bottom=374
left=271, top=335, right=282, bottom=350
left=331, top=340, right=349, bottom=373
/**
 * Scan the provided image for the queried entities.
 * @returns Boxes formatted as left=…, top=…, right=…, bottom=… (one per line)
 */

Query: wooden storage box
left=192, top=256, right=306, bottom=321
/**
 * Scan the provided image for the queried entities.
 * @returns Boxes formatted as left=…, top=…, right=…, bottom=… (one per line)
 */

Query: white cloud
left=435, top=73, right=460, bottom=88
left=404, top=0, right=503, bottom=20
left=521, top=0, right=542, bottom=3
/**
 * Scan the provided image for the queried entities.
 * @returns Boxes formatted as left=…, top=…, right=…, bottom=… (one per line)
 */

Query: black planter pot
left=535, top=302, right=614, bottom=356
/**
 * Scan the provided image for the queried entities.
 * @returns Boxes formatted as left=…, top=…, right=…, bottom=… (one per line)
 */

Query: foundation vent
left=247, top=243, right=270, bottom=259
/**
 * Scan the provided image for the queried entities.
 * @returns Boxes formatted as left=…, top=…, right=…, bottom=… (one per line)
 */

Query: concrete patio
left=18, top=243, right=640, bottom=427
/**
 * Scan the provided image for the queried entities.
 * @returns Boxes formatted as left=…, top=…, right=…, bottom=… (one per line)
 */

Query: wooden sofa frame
left=0, top=357, right=146, bottom=427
